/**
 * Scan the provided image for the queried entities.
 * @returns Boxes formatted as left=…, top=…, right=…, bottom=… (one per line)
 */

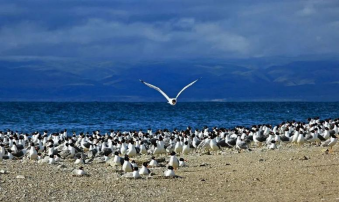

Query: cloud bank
left=0, top=0, right=338, bottom=60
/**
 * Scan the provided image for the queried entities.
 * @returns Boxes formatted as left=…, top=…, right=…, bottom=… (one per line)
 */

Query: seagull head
left=170, top=99, right=177, bottom=105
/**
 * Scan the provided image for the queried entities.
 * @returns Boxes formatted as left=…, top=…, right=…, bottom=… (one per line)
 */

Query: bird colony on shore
left=0, top=117, right=338, bottom=178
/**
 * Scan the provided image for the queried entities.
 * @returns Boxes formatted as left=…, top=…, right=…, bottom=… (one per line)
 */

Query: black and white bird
left=122, top=156, right=133, bottom=173
left=149, top=156, right=159, bottom=168
left=139, top=162, right=151, bottom=175
left=164, top=166, right=175, bottom=177
left=139, top=78, right=201, bottom=105
left=112, top=151, right=124, bottom=171
left=322, top=133, right=338, bottom=153
left=179, top=158, right=187, bottom=167
left=72, top=166, right=87, bottom=176
left=168, top=151, right=179, bottom=169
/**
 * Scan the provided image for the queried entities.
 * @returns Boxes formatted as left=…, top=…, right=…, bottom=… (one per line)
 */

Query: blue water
left=0, top=102, right=338, bottom=133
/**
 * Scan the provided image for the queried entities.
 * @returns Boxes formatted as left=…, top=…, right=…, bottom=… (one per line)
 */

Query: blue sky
left=1, top=0, right=339, bottom=101
left=1, top=0, right=339, bottom=61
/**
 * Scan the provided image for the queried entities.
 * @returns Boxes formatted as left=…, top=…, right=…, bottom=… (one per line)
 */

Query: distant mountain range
left=0, top=57, right=339, bottom=101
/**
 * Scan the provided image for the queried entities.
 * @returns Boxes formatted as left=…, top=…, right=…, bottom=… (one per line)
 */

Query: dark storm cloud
left=0, top=0, right=339, bottom=60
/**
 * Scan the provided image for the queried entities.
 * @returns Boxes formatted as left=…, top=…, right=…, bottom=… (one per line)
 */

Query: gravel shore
left=1, top=146, right=339, bottom=202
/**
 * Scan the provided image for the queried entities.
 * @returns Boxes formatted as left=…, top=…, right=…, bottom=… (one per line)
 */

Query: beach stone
left=111, top=173, right=122, bottom=179
left=85, top=159, right=92, bottom=164
left=16, top=175, right=25, bottom=179
left=259, top=159, right=265, bottom=162
left=0, top=169, right=7, bottom=174
left=57, top=165, right=66, bottom=169
left=200, top=163, right=209, bottom=167
left=299, top=156, right=309, bottom=160
left=93, top=158, right=105, bottom=164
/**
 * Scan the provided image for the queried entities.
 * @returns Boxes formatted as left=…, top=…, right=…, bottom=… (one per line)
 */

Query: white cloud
left=194, top=23, right=250, bottom=54
left=297, top=5, right=316, bottom=16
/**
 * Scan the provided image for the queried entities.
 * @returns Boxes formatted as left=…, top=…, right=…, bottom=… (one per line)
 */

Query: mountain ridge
left=0, top=58, right=338, bottom=101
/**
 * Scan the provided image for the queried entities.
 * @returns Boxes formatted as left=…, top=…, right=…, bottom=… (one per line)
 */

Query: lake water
left=0, top=102, right=338, bottom=133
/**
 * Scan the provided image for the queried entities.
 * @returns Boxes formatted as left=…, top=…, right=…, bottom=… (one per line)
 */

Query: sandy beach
left=1, top=145, right=339, bottom=202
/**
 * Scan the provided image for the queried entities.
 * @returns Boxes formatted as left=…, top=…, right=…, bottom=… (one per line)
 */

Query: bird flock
left=0, top=117, right=338, bottom=178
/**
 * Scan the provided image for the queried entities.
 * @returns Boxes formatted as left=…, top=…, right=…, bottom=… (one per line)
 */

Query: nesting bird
left=164, top=166, right=175, bottom=177
left=122, top=156, right=133, bottom=173
left=72, top=167, right=87, bottom=176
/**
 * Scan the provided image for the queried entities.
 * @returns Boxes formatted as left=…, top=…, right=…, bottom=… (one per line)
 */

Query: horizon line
left=0, top=100, right=338, bottom=103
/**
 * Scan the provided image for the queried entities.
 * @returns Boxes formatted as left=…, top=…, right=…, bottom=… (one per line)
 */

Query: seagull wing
left=175, top=78, right=201, bottom=99
left=140, top=80, right=171, bottom=102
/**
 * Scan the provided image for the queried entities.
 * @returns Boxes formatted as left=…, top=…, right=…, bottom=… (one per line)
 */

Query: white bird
left=322, top=134, right=338, bottom=153
left=139, top=162, right=151, bottom=175
left=174, top=140, right=183, bottom=155
left=68, top=144, right=76, bottom=157
left=72, top=167, right=87, bottom=176
left=152, top=144, right=162, bottom=156
left=10, top=143, right=18, bottom=154
left=182, top=141, right=191, bottom=155
left=323, top=128, right=330, bottom=139
left=297, top=131, right=305, bottom=146
left=74, top=154, right=85, bottom=165
left=28, top=144, right=38, bottom=160
left=127, top=142, right=137, bottom=157
left=122, top=157, right=133, bottom=173
left=103, top=154, right=109, bottom=162
left=48, top=155, right=56, bottom=164
left=122, top=167, right=142, bottom=179
left=149, top=156, right=159, bottom=168
left=112, top=152, right=123, bottom=171
left=140, top=78, right=201, bottom=105
left=209, top=137, right=220, bottom=154
left=157, top=138, right=166, bottom=155
left=132, top=167, right=142, bottom=179
left=120, top=142, right=128, bottom=156
left=164, top=166, right=175, bottom=177
left=168, top=152, right=179, bottom=169
left=197, top=137, right=211, bottom=152
left=179, top=158, right=187, bottom=167
left=131, top=160, right=138, bottom=168
left=274, top=133, right=281, bottom=144
left=0, top=144, right=5, bottom=157
left=139, top=143, right=147, bottom=155
left=266, top=133, right=274, bottom=145
left=236, top=136, right=249, bottom=151
left=74, top=158, right=84, bottom=165
left=6, top=151, right=13, bottom=160
left=292, top=131, right=299, bottom=144
left=268, top=140, right=277, bottom=150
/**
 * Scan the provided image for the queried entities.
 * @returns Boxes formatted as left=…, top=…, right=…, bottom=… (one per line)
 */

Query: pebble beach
left=1, top=146, right=339, bottom=202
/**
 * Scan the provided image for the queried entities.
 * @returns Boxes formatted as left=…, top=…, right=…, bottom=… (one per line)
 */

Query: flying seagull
left=139, top=78, right=201, bottom=105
